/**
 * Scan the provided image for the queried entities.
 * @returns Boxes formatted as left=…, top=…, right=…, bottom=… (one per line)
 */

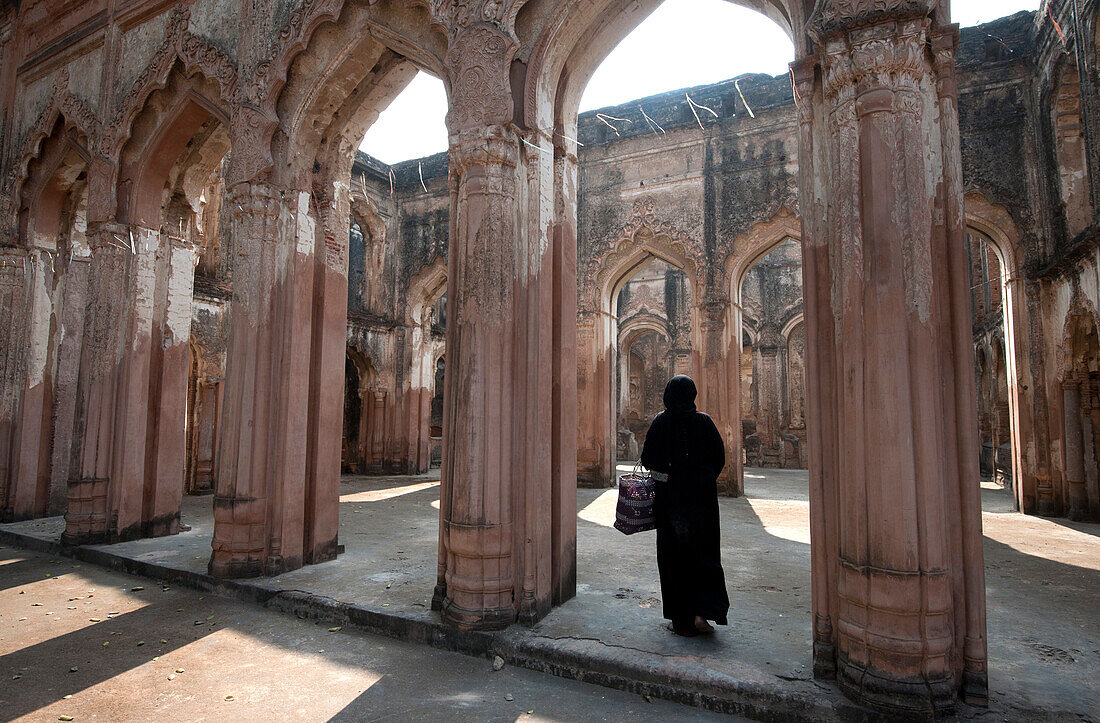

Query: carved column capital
left=228, top=182, right=282, bottom=230
left=448, top=125, right=520, bottom=173
left=86, top=221, right=132, bottom=253
left=444, top=22, right=517, bottom=134
left=809, top=0, right=938, bottom=39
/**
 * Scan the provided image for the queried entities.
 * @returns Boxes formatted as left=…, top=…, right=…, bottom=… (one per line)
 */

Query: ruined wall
left=2, top=1, right=1097, bottom=523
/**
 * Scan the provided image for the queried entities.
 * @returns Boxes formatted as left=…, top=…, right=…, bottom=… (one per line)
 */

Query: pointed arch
left=105, top=5, right=237, bottom=162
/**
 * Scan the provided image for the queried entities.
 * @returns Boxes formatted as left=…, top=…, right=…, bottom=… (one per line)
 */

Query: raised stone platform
left=2, top=469, right=1096, bottom=721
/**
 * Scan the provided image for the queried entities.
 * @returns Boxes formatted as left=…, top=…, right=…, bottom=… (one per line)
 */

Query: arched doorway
left=1060, top=303, right=1100, bottom=521
left=504, top=0, right=990, bottom=711
left=735, top=236, right=806, bottom=472
left=4, top=114, right=91, bottom=522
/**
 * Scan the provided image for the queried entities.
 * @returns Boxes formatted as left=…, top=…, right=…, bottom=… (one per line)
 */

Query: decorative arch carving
left=242, top=0, right=444, bottom=186
left=618, top=313, right=671, bottom=350
left=7, top=69, right=99, bottom=238
left=405, top=255, right=448, bottom=325
left=1059, top=291, right=1100, bottom=377
left=724, top=205, right=802, bottom=302
left=106, top=4, right=237, bottom=160
left=586, top=198, right=702, bottom=313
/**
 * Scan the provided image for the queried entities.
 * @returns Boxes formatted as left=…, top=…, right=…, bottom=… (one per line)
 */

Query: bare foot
left=694, top=616, right=715, bottom=633
left=668, top=623, right=699, bottom=637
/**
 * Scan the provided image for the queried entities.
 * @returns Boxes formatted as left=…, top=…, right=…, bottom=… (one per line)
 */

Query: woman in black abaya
left=640, top=375, right=730, bottom=636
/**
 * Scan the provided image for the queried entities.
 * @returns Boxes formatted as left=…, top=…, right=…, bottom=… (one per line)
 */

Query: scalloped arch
left=106, top=5, right=237, bottom=161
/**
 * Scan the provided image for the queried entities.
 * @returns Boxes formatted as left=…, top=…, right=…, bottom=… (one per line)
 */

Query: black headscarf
left=663, top=375, right=698, bottom=418
left=663, top=376, right=698, bottom=467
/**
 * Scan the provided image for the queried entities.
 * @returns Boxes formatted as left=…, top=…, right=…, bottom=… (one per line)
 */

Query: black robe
left=640, top=376, right=730, bottom=626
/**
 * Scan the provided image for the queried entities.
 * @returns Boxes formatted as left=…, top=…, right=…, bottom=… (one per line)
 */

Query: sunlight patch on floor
left=578, top=489, right=618, bottom=527
left=746, top=499, right=811, bottom=544
left=0, top=572, right=151, bottom=656
left=28, top=627, right=383, bottom=721
left=340, top=481, right=440, bottom=503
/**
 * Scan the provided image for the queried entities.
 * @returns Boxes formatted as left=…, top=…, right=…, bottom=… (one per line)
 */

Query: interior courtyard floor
left=1, top=468, right=1097, bottom=720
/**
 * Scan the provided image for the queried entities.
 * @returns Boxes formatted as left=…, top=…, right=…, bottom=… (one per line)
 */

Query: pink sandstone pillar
left=698, top=299, right=742, bottom=495
left=551, top=138, right=579, bottom=605
left=1063, top=378, right=1089, bottom=520
left=209, top=182, right=286, bottom=577
left=47, top=254, right=89, bottom=516
left=143, top=232, right=199, bottom=536
left=209, top=173, right=342, bottom=577
left=64, top=219, right=131, bottom=544
left=801, top=3, right=988, bottom=712
left=11, top=246, right=56, bottom=520
left=437, top=125, right=521, bottom=629
left=791, top=55, right=841, bottom=681
left=575, top=311, right=615, bottom=486
left=435, top=20, right=563, bottom=627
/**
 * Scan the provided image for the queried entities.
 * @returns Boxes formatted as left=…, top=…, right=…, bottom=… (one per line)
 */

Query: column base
left=304, top=536, right=340, bottom=566
left=60, top=530, right=108, bottom=546
left=62, top=477, right=109, bottom=546
left=208, top=553, right=266, bottom=579
left=962, top=668, right=988, bottom=707
left=837, top=657, right=957, bottom=716
left=142, top=512, right=181, bottom=539
left=431, top=581, right=447, bottom=611
left=441, top=596, right=515, bottom=631
left=517, top=593, right=551, bottom=626
left=812, top=640, right=836, bottom=679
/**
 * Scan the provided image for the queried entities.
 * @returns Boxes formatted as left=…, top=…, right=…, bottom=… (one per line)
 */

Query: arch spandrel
left=9, top=71, right=99, bottom=244
left=250, top=1, right=444, bottom=187
left=106, top=5, right=237, bottom=162
left=586, top=200, right=702, bottom=313
left=724, top=206, right=802, bottom=305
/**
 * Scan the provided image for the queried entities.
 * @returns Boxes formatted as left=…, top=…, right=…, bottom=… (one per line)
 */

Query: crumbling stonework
left=1, top=0, right=1098, bottom=715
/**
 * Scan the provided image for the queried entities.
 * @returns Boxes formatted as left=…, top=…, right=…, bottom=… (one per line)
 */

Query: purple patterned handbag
left=614, top=465, right=662, bottom=535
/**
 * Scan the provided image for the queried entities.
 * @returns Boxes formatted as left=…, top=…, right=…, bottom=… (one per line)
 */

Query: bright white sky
left=360, top=0, right=1040, bottom=164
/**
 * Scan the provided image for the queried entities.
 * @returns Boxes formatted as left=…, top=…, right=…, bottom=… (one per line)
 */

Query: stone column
left=65, top=219, right=132, bottom=544
left=1063, top=377, right=1089, bottom=520
left=576, top=311, right=614, bottom=486
left=1025, top=280, right=1057, bottom=515
left=143, top=232, right=199, bottom=536
left=434, top=16, right=563, bottom=628
left=551, top=135, right=578, bottom=607
left=1081, top=380, right=1100, bottom=518
left=11, top=246, right=56, bottom=520
left=437, top=125, right=521, bottom=629
left=803, top=2, right=988, bottom=712
left=791, top=53, right=840, bottom=682
left=48, top=253, right=89, bottom=515
left=698, top=299, right=742, bottom=495
left=753, top=324, right=783, bottom=467
left=1001, top=273, right=1037, bottom=512
left=209, top=182, right=285, bottom=577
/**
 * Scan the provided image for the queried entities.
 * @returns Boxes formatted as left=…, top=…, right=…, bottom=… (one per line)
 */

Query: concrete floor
left=2, top=468, right=1098, bottom=719
left=0, top=549, right=734, bottom=721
